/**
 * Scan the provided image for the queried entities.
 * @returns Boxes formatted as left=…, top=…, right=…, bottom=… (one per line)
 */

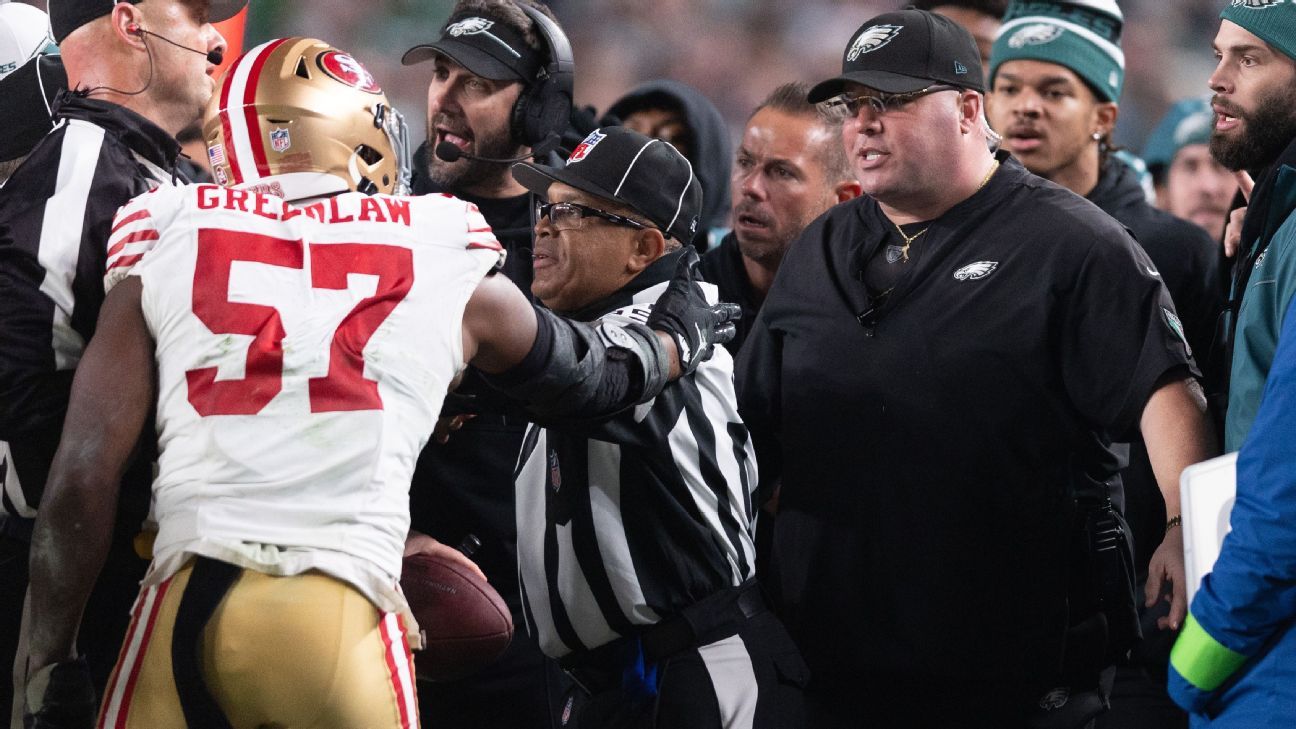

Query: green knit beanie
left=1221, top=1, right=1296, bottom=64
left=990, top=0, right=1125, bottom=102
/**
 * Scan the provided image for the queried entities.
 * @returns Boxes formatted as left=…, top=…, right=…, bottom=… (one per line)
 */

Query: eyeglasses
left=535, top=200, right=651, bottom=233
left=820, top=84, right=962, bottom=117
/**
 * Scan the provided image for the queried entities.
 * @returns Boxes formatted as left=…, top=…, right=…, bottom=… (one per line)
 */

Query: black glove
left=646, top=247, right=741, bottom=376
left=24, top=658, right=96, bottom=729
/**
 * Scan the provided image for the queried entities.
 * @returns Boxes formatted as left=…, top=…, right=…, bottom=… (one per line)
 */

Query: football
left=400, top=551, right=514, bottom=682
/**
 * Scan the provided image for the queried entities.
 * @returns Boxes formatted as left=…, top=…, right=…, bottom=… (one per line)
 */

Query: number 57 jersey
left=104, top=183, right=504, bottom=612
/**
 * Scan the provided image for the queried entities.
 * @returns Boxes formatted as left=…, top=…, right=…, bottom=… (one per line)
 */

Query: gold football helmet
left=202, top=37, right=411, bottom=201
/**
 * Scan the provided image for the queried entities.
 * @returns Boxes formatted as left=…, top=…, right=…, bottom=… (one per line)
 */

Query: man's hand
left=1223, top=171, right=1253, bottom=258
left=1145, top=526, right=1187, bottom=631
left=404, top=531, right=486, bottom=582
left=432, top=413, right=476, bottom=445
left=646, top=247, right=741, bottom=377
left=24, top=658, right=96, bottom=729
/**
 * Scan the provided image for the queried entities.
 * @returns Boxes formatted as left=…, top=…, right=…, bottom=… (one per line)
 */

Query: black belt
left=640, top=579, right=766, bottom=662
left=559, top=579, right=768, bottom=693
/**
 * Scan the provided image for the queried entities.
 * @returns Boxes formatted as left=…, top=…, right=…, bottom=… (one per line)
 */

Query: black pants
left=562, top=591, right=807, bottom=728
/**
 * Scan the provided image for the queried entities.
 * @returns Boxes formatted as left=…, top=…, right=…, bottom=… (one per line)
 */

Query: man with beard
left=1198, top=3, right=1296, bottom=453
left=700, top=82, right=860, bottom=355
left=1167, top=7, right=1296, bottom=721
left=399, top=1, right=574, bottom=725
left=1144, top=98, right=1238, bottom=243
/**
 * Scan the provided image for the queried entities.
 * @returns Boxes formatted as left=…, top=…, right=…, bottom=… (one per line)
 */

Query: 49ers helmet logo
left=318, top=51, right=382, bottom=94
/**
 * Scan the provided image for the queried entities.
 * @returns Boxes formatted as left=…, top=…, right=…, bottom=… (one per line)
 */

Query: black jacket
left=0, top=92, right=181, bottom=532
left=607, top=80, right=731, bottom=250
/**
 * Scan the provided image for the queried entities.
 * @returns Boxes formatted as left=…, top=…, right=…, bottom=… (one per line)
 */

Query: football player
left=23, top=38, right=735, bottom=729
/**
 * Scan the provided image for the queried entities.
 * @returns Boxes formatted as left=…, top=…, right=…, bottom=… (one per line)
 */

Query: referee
left=0, top=0, right=239, bottom=717
left=508, top=126, right=806, bottom=728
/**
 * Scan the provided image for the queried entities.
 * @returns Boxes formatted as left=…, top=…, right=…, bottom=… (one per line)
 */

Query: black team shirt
left=735, top=155, right=1196, bottom=710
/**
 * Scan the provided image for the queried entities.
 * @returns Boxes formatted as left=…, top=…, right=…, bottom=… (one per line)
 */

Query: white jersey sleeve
left=104, top=185, right=190, bottom=292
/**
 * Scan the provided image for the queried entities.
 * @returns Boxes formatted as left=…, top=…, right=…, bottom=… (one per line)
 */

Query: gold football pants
left=96, top=561, right=418, bottom=729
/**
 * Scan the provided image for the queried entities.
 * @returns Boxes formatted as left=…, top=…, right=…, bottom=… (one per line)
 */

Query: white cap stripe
left=667, top=154, right=695, bottom=236
left=613, top=139, right=657, bottom=198
left=996, top=16, right=1126, bottom=69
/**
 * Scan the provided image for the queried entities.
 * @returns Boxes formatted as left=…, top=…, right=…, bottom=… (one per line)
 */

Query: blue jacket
left=1169, top=292, right=1296, bottom=724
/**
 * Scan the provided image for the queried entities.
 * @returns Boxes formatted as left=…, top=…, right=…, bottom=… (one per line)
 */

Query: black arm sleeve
left=480, top=304, right=669, bottom=422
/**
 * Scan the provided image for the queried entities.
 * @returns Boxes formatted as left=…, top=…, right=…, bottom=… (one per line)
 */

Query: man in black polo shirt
left=736, top=9, right=1215, bottom=726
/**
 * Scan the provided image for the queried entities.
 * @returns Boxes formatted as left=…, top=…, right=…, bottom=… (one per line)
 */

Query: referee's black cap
left=512, top=126, right=702, bottom=243
left=48, top=0, right=247, bottom=44
left=808, top=8, right=985, bottom=102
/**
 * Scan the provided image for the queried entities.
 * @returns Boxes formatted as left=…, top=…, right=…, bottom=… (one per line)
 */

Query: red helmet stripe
left=217, top=57, right=243, bottom=183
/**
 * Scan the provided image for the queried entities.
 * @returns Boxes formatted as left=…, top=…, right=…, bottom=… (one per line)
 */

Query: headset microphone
left=127, top=24, right=223, bottom=65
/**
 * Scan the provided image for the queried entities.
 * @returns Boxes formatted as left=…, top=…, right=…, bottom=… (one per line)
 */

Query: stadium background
left=14, top=0, right=1223, bottom=180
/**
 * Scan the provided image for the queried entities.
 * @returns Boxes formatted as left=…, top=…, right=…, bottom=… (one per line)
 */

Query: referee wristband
left=1165, top=515, right=1182, bottom=534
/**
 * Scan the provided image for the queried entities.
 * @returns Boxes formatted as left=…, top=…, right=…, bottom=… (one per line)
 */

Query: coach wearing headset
left=401, top=2, right=575, bottom=726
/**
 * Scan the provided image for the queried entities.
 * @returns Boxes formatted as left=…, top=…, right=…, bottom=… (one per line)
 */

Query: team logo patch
left=1008, top=23, right=1065, bottom=48
left=1231, top=0, right=1283, bottom=8
left=318, top=51, right=382, bottom=94
left=885, top=245, right=905, bottom=264
left=269, top=127, right=291, bottom=153
left=847, top=24, right=903, bottom=61
left=568, top=130, right=606, bottom=163
left=446, top=17, right=521, bottom=58
left=213, top=165, right=228, bottom=186
left=1163, top=307, right=1191, bottom=355
left=207, top=143, right=225, bottom=166
left=954, top=261, right=998, bottom=280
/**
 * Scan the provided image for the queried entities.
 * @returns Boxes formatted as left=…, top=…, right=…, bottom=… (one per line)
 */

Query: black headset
left=511, top=4, right=574, bottom=150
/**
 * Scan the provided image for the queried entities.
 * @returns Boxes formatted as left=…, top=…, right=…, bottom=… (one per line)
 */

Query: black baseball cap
left=807, top=8, right=984, bottom=102
left=401, top=12, right=542, bottom=83
left=512, top=126, right=702, bottom=243
left=49, top=0, right=247, bottom=44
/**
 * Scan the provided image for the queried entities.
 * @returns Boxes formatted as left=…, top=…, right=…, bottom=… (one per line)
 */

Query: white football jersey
left=104, top=184, right=503, bottom=612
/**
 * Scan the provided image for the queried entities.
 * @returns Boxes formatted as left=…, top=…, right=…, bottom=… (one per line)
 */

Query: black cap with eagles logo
left=807, top=8, right=985, bottom=102
left=401, top=12, right=543, bottom=83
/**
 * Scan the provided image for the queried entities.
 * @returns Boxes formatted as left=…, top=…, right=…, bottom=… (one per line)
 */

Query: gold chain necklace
left=889, top=159, right=1000, bottom=262
left=891, top=222, right=927, bottom=262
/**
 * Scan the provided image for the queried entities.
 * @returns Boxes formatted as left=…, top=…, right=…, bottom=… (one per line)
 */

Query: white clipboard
left=1180, top=452, right=1238, bottom=599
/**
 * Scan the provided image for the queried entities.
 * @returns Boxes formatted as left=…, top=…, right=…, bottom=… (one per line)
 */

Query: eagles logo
left=847, top=24, right=903, bottom=61
left=1008, top=23, right=1065, bottom=48
left=1231, top=0, right=1282, bottom=8
left=447, top=17, right=495, bottom=36
left=953, top=261, right=998, bottom=280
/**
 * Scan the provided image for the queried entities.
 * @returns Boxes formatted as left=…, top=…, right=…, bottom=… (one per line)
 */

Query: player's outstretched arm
left=26, top=279, right=156, bottom=729
left=463, top=248, right=739, bottom=421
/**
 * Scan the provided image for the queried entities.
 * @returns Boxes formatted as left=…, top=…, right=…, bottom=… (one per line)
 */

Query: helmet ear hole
left=295, top=57, right=311, bottom=79
left=355, top=144, right=383, bottom=165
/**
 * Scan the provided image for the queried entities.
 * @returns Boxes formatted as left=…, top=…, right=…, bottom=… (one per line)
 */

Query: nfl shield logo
left=548, top=449, right=562, bottom=491
left=568, top=130, right=606, bottom=163
left=270, top=127, right=291, bottom=153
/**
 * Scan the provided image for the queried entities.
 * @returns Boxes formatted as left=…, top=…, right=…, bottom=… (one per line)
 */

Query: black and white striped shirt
left=0, top=92, right=183, bottom=528
left=515, top=250, right=758, bottom=658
